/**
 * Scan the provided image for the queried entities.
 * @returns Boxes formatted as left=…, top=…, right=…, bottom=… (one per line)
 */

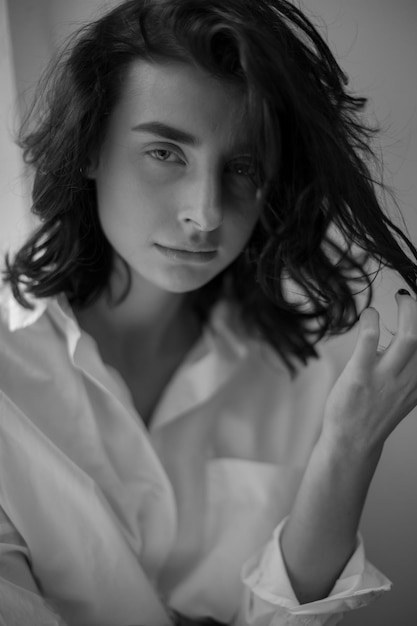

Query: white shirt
left=0, top=282, right=390, bottom=626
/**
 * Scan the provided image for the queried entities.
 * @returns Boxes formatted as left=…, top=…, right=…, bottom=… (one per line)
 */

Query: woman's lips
left=154, top=243, right=218, bottom=263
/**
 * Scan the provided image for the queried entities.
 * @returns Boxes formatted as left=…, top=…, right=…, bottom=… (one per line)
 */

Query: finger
left=383, top=289, right=417, bottom=373
left=349, top=307, right=380, bottom=371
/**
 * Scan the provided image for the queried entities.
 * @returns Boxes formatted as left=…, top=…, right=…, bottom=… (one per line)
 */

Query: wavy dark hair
left=4, top=0, right=417, bottom=371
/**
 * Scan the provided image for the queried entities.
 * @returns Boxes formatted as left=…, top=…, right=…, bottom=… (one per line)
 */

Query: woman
left=1, top=0, right=417, bottom=624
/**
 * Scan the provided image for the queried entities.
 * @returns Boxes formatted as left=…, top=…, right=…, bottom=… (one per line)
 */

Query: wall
left=2, top=1, right=417, bottom=624
left=304, top=4, right=417, bottom=625
left=0, top=0, right=31, bottom=257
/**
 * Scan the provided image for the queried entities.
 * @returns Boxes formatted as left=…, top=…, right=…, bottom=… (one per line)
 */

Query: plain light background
left=2, top=1, right=417, bottom=624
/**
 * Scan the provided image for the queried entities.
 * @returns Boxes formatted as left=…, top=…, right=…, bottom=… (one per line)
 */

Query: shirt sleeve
left=238, top=517, right=392, bottom=626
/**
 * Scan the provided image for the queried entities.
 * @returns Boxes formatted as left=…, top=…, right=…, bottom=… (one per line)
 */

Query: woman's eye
left=227, top=160, right=259, bottom=184
left=147, top=148, right=183, bottom=164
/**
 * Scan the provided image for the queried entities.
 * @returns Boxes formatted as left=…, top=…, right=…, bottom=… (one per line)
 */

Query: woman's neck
left=72, top=274, right=200, bottom=373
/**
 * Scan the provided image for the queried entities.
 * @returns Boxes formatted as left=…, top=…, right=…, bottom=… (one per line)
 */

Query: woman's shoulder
left=208, top=298, right=336, bottom=383
left=0, top=283, right=81, bottom=439
left=0, top=280, right=72, bottom=385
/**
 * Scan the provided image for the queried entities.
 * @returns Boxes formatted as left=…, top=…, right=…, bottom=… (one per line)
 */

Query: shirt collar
left=0, top=281, right=81, bottom=355
left=1, top=281, right=250, bottom=360
left=0, top=282, right=49, bottom=331
left=1, top=282, right=262, bottom=426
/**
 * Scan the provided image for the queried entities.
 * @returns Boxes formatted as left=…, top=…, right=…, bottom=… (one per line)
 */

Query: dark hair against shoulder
left=3, top=0, right=417, bottom=371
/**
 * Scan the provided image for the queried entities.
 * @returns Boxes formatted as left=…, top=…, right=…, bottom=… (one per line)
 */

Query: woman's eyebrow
left=131, top=121, right=199, bottom=146
left=131, top=120, right=253, bottom=155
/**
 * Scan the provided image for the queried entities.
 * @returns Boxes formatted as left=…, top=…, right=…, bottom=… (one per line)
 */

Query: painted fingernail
left=398, top=289, right=411, bottom=296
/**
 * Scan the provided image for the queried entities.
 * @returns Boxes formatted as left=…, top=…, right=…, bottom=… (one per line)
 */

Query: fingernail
left=398, top=288, right=411, bottom=296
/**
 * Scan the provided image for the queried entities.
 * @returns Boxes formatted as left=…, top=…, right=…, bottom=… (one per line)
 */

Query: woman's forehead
left=111, top=59, right=251, bottom=152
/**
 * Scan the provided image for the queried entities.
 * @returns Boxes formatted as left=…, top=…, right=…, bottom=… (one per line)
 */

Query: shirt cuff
left=241, top=517, right=391, bottom=624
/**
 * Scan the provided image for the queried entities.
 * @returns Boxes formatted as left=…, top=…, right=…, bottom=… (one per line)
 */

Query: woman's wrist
left=280, top=429, right=382, bottom=603
left=318, top=418, right=385, bottom=469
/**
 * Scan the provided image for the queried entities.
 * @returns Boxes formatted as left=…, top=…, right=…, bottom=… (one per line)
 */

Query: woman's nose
left=179, top=173, right=223, bottom=232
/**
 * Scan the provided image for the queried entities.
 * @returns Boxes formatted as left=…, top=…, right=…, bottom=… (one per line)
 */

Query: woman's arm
left=281, top=290, right=417, bottom=603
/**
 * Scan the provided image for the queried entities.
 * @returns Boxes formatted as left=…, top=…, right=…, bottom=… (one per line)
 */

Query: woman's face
left=89, top=60, right=261, bottom=294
